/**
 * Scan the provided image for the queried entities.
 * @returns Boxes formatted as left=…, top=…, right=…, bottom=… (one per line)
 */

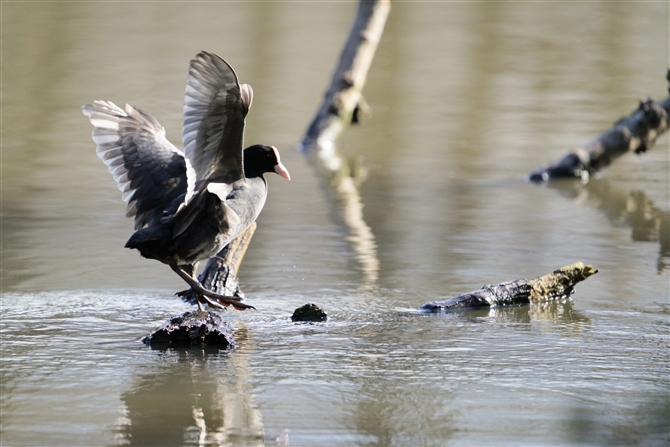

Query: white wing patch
left=206, top=182, right=241, bottom=229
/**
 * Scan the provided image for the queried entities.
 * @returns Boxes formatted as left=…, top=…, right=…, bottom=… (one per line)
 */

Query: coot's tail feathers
left=124, top=225, right=170, bottom=261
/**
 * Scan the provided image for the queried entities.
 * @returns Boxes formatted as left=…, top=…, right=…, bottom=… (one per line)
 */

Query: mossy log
left=529, top=70, right=670, bottom=182
left=418, top=262, right=597, bottom=312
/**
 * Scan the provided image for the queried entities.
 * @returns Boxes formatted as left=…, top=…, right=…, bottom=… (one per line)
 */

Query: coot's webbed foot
left=175, top=288, right=253, bottom=311
left=169, top=258, right=255, bottom=311
left=175, top=288, right=200, bottom=308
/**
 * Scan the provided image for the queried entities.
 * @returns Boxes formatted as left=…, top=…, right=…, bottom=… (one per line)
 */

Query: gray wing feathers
left=82, top=100, right=195, bottom=230
left=183, top=51, right=252, bottom=187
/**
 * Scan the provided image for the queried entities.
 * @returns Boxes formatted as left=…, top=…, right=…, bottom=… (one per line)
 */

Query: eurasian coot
left=82, top=51, right=290, bottom=310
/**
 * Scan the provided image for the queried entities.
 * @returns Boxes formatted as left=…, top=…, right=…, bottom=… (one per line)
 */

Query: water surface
left=2, top=2, right=668, bottom=446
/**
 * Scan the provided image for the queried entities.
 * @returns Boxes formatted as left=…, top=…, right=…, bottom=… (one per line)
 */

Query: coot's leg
left=169, top=257, right=255, bottom=310
left=174, top=264, right=204, bottom=307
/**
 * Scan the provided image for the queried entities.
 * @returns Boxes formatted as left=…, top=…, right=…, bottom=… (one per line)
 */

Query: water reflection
left=346, top=320, right=459, bottom=446
left=115, top=329, right=263, bottom=447
left=422, top=299, right=592, bottom=328
left=564, top=396, right=669, bottom=446
left=3, top=1, right=669, bottom=445
left=319, top=165, right=381, bottom=289
left=543, top=178, right=670, bottom=273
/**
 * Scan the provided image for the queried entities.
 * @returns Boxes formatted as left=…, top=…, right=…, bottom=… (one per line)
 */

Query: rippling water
left=3, top=291, right=667, bottom=446
left=2, top=2, right=668, bottom=446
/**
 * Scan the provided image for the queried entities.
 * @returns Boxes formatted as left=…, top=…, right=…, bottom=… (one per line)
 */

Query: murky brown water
left=2, top=2, right=668, bottom=446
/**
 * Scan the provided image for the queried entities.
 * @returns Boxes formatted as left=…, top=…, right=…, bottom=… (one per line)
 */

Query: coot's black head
left=243, top=145, right=291, bottom=180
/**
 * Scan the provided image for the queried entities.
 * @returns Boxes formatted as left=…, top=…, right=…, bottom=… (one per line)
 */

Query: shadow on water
left=114, top=328, right=264, bottom=447
left=541, top=177, right=670, bottom=274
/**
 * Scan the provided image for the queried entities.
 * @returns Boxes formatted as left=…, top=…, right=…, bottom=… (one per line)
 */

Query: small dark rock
left=291, top=303, right=328, bottom=322
left=142, top=310, right=235, bottom=348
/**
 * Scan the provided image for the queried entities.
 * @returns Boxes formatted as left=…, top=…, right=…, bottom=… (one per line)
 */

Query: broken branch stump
left=180, top=222, right=257, bottom=305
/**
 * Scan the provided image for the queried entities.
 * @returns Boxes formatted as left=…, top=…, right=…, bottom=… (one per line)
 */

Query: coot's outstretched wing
left=182, top=51, right=253, bottom=190
left=82, top=100, right=196, bottom=230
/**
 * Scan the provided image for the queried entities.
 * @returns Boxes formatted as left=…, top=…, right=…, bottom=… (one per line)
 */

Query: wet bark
left=418, top=262, right=598, bottom=312
left=143, top=310, right=235, bottom=348
left=529, top=70, right=670, bottom=182
left=180, top=223, right=257, bottom=306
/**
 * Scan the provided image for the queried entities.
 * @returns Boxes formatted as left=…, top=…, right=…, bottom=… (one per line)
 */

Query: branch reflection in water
left=420, top=299, right=592, bottom=329
left=299, top=0, right=391, bottom=290
left=544, top=178, right=670, bottom=274
left=114, top=328, right=264, bottom=447
left=306, top=148, right=381, bottom=288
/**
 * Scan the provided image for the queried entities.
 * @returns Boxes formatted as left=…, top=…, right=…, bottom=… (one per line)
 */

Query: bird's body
left=83, top=51, right=289, bottom=310
left=124, top=145, right=275, bottom=267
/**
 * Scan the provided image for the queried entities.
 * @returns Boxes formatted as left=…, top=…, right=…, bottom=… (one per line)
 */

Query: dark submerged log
left=419, top=263, right=597, bottom=313
left=291, top=303, right=328, bottom=322
left=143, top=310, right=235, bottom=348
left=529, top=70, right=670, bottom=182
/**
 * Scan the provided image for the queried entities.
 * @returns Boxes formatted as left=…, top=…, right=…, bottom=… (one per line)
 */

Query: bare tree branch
left=529, top=70, right=670, bottom=182
left=299, top=0, right=391, bottom=287
left=180, top=223, right=256, bottom=304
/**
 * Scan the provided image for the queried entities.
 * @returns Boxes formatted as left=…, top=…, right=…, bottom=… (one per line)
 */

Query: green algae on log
left=143, top=310, right=235, bottom=348
left=419, top=262, right=598, bottom=313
